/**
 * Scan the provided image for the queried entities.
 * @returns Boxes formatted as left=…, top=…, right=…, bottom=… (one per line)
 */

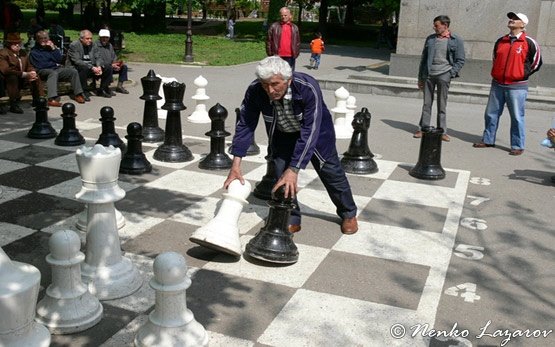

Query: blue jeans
left=482, top=81, right=528, bottom=149
left=310, top=53, right=321, bottom=68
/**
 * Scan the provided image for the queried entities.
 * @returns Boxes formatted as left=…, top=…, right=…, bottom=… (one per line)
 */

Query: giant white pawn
left=344, top=95, right=357, bottom=132
left=0, top=247, right=50, bottom=347
left=135, top=252, right=208, bottom=347
left=36, top=230, right=103, bottom=334
left=190, top=179, right=251, bottom=257
left=187, top=75, right=211, bottom=123
left=331, top=87, right=350, bottom=139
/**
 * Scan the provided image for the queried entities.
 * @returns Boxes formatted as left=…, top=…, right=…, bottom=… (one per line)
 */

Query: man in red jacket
left=473, top=12, right=542, bottom=156
left=266, top=7, right=300, bottom=70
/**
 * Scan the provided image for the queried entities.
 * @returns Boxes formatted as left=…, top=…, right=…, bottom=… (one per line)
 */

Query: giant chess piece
left=190, top=179, right=251, bottom=257
left=253, top=155, right=277, bottom=200
left=96, top=106, right=126, bottom=152
left=235, top=107, right=260, bottom=156
left=332, top=86, right=351, bottom=139
left=341, top=107, right=378, bottom=174
left=409, top=127, right=446, bottom=180
left=156, top=75, right=178, bottom=119
left=54, top=103, right=85, bottom=146
left=27, top=97, right=57, bottom=139
left=199, top=103, right=232, bottom=170
left=35, top=230, right=103, bottom=334
left=153, top=81, right=193, bottom=163
left=187, top=75, right=211, bottom=123
left=0, top=247, right=51, bottom=347
left=135, top=252, right=208, bottom=347
left=120, top=122, right=152, bottom=175
left=140, top=70, right=165, bottom=142
left=245, top=186, right=299, bottom=264
left=76, top=205, right=126, bottom=231
left=76, top=144, right=143, bottom=300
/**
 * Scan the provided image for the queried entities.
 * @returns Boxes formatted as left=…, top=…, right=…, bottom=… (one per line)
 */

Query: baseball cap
left=507, top=12, right=529, bottom=25
left=99, top=29, right=111, bottom=37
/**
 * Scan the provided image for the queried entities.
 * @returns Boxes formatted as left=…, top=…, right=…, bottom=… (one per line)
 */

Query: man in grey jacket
left=94, top=29, right=128, bottom=94
left=415, top=15, right=465, bottom=142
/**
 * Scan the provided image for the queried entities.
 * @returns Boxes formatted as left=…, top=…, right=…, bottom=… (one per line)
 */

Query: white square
left=0, top=140, right=28, bottom=153
left=145, top=169, right=223, bottom=196
left=144, top=149, right=202, bottom=169
left=0, top=222, right=37, bottom=247
left=296, top=188, right=371, bottom=218
left=36, top=152, right=79, bottom=173
left=0, top=159, right=28, bottom=175
left=38, top=177, right=138, bottom=200
left=373, top=180, right=461, bottom=209
left=0, top=185, right=30, bottom=204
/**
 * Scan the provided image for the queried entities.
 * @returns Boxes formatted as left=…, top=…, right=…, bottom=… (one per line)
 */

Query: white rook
left=135, top=252, right=208, bottom=347
left=188, top=75, right=211, bottom=123
left=36, top=230, right=103, bottom=334
left=190, top=179, right=251, bottom=257
left=76, top=144, right=143, bottom=300
left=0, top=247, right=50, bottom=347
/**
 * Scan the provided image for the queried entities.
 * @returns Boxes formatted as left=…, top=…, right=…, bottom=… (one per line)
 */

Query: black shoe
left=116, top=86, right=129, bottom=94
left=97, top=89, right=112, bottom=98
left=83, top=91, right=91, bottom=101
left=9, top=104, right=24, bottom=114
left=108, top=89, right=116, bottom=96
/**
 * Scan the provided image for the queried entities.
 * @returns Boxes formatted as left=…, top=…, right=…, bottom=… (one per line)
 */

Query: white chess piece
left=76, top=205, right=125, bottom=231
left=335, top=95, right=357, bottom=139
left=36, top=230, right=103, bottom=334
left=75, top=144, right=143, bottom=300
left=188, top=75, right=211, bottom=123
left=190, top=179, right=251, bottom=256
left=135, top=252, right=208, bottom=347
left=0, top=247, right=50, bottom=347
left=156, top=75, right=178, bottom=119
left=331, top=87, right=351, bottom=139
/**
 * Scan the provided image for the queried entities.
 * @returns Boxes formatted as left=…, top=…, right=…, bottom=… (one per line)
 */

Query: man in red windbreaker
left=473, top=12, right=542, bottom=156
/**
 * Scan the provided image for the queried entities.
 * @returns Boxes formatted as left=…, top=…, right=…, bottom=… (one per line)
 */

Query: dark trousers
left=271, top=131, right=357, bottom=225
left=419, top=71, right=451, bottom=133
left=3, top=74, right=42, bottom=102
left=76, top=65, right=111, bottom=91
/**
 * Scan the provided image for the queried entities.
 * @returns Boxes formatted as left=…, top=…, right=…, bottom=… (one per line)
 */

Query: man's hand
left=111, top=62, right=121, bottom=71
left=26, top=71, right=38, bottom=81
left=92, top=66, right=102, bottom=76
left=417, top=80, right=424, bottom=90
left=273, top=168, right=298, bottom=199
left=548, top=128, right=555, bottom=145
left=223, top=157, right=245, bottom=189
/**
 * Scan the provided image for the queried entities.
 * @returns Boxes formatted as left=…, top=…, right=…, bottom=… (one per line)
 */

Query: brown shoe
left=288, top=224, right=301, bottom=233
left=47, top=99, right=62, bottom=107
left=473, top=142, right=495, bottom=148
left=413, top=130, right=423, bottom=138
left=441, top=134, right=451, bottom=142
left=509, top=149, right=524, bottom=156
left=74, top=95, right=85, bottom=104
left=341, top=217, right=358, bottom=235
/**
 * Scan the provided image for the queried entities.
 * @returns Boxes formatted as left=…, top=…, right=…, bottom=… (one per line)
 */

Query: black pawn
left=253, top=155, right=278, bottom=200
left=409, top=127, right=446, bottom=180
left=97, top=106, right=126, bottom=152
left=140, top=70, right=165, bottom=142
left=245, top=186, right=299, bottom=264
left=27, top=97, right=57, bottom=139
left=153, top=81, right=193, bottom=162
left=235, top=107, right=260, bottom=156
left=199, top=103, right=232, bottom=170
left=341, top=107, right=378, bottom=174
left=54, top=103, right=85, bottom=146
left=120, top=122, right=152, bottom=175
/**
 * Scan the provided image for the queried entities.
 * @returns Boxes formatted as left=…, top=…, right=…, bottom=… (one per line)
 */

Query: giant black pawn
left=120, top=122, right=152, bottom=175
left=140, top=70, right=165, bottom=143
left=235, top=107, right=260, bottom=156
left=409, top=127, right=446, bottom=180
left=27, top=97, right=57, bottom=139
left=341, top=107, right=378, bottom=174
left=199, top=103, right=232, bottom=170
left=54, top=103, right=85, bottom=146
left=253, top=155, right=277, bottom=200
left=97, top=106, right=126, bottom=152
left=153, top=81, right=193, bottom=162
left=245, top=186, right=299, bottom=264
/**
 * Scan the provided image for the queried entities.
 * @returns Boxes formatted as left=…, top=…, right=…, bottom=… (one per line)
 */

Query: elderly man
left=266, top=7, right=300, bottom=70
left=0, top=32, right=42, bottom=113
left=94, top=29, right=129, bottom=94
left=29, top=30, right=85, bottom=106
left=224, top=56, right=358, bottom=235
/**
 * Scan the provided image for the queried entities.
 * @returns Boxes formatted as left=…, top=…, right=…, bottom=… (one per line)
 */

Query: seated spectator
left=0, top=32, right=42, bottom=113
left=0, top=74, right=7, bottom=114
left=67, top=30, right=108, bottom=99
left=94, top=29, right=129, bottom=95
left=29, top=30, right=86, bottom=106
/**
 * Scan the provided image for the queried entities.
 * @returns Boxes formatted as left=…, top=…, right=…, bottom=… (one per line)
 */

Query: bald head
left=279, top=7, right=292, bottom=23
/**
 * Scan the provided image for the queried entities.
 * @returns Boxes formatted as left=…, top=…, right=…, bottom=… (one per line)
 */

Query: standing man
left=94, top=29, right=129, bottom=95
left=473, top=12, right=542, bottom=156
left=414, top=15, right=465, bottom=142
left=67, top=30, right=107, bottom=99
left=224, top=56, right=359, bottom=235
left=266, top=7, right=300, bottom=70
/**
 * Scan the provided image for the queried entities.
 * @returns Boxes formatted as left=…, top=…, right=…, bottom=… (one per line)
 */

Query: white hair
left=255, top=56, right=292, bottom=81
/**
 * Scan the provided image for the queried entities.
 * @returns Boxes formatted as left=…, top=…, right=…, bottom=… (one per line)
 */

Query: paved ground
left=0, top=46, right=554, bottom=346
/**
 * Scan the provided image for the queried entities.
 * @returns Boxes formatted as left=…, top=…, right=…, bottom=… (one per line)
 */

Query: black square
left=0, top=144, right=73, bottom=165
left=0, top=165, right=79, bottom=191
left=116, top=186, right=203, bottom=218
left=389, top=164, right=459, bottom=188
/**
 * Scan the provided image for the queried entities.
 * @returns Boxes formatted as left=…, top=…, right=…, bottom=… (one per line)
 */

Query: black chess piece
left=199, top=103, right=232, bottom=170
left=409, top=127, right=446, bottom=180
left=341, top=107, right=378, bottom=174
left=27, top=97, right=57, bottom=139
left=235, top=107, right=260, bottom=156
left=153, top=81, right=193, bottom=162
left=120, top=122, right=152, bottom=175
left=54, top=103, right=85, bottom=146
left=253, top=155, right=278, bottom=200
left=245, top=186, right=299, bottom=264
left=140, top=70, right=165, bottom=142
left=96, top=106, right=126, bottom=152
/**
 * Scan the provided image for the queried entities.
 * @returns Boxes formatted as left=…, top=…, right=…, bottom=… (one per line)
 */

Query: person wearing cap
left=94, top=28, right=129, bottom=95
left=0, top=32, right=42, bottom=113
left=67, top=29, right=107, bottom=99
left=414, top=15, right=465, bottom=142
left=473, top=12, right=542, bottom=156
left=29, top=30, right=86, bottom=106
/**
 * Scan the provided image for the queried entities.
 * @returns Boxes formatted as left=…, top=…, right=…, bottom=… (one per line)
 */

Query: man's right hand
left=223, top=156, right=245, bottom=189
left=417, top=81, right=424, bottom=90
left=92, top=66, right=102, bottom=76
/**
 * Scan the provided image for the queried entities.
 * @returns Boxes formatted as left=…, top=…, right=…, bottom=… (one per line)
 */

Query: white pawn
left=331, top=87, right=350, bottom=139
left=156, top=75, right=178, bottom=119
left=187, top=75, right=211, bottom=123
left=135, top=252, right=208, bottom=347
left=190, top=179, right=251, bottom=256
left=336, top=95, right=357, bottom=139
left=0, top=247, right=50, bottom=347
left=36, top=230, right=103, bottom=334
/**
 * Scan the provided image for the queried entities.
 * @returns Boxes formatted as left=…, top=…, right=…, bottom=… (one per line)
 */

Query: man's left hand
left=273, top=168, right=299, bottom=198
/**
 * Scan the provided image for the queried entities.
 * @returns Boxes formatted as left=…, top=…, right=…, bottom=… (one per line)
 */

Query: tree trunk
left=318, top=0, right=329, bottom=35
left=344, top=0, right=355, bottom=25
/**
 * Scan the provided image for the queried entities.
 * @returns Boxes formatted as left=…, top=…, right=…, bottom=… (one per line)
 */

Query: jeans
left=310, top=53, right=321, bottom=68
left=419, top=71, right=451, bottom=133
left=482, top=81, right=528, bottom=149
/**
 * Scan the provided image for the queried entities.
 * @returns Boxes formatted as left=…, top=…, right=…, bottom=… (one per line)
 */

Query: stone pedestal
left=188, top=75, right=211, bottom=123
left=140, top=70, right=165, bottom=143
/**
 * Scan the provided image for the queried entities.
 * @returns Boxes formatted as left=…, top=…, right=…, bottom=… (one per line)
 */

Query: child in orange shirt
left=310, top=32, right=325, bottom=70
